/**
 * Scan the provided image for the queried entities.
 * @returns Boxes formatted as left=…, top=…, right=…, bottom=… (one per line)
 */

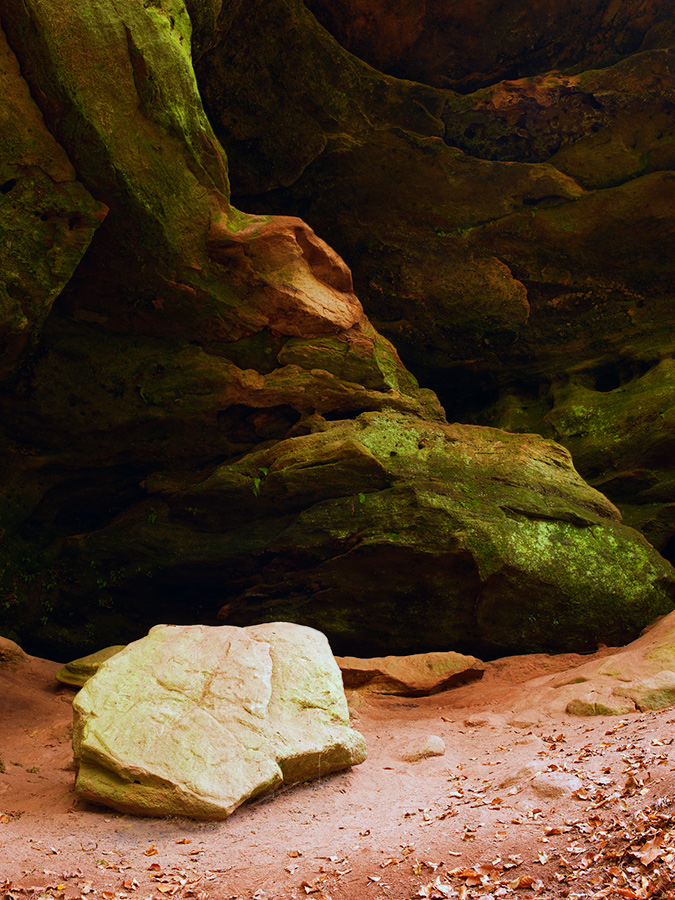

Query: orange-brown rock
left=337, top=651, right=485, bottom=695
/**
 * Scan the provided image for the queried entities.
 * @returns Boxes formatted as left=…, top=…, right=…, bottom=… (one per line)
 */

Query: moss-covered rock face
left=56, top=645, right=125, bottom=687
left=0, top=0, right=435, bottom=656
left=0, top=0, right=673, bottom=659
left=0, top=24, right=105, bottom=381
left=47, top=412, right=675, bottom=658
left=191, top=0, right=675, bottom=556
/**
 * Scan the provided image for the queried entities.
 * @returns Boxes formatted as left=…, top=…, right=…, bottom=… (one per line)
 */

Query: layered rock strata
left=0, top=0, right=672, bottom=659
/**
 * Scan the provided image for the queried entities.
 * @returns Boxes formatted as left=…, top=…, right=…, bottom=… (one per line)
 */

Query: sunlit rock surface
left=73, top=622, right=366, bottom=819
left=337, top=650, right=485, bottom=695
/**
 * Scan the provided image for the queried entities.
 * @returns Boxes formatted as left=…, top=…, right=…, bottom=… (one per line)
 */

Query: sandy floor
left=2, top=647, right=675, bottom=899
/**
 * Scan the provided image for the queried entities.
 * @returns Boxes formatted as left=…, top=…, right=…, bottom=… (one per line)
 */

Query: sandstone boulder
left=530, top=771, right=584, bottom=799
left=0, top=636, right=27, bottom=671
left=72, top=623, right=366, bottom=819
left=398, top=734, right=446, bottom=763
left=337, top=650, right=484, bottom=695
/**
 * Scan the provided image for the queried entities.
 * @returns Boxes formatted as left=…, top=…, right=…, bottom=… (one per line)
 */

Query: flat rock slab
left=73, top=623, right=366, bottom=819
left=57, top=645, right=126, bottom=687
left=337, top=651, right=484, bottom=695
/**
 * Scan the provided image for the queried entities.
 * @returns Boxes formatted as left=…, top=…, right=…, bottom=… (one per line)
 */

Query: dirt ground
left=2, top=646, right=675, bottom=900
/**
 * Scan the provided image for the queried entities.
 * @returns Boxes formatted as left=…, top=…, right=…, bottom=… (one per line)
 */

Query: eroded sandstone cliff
left=195, top=0, right=675, bottom=556
left=0, top=0, right=673, bottom=659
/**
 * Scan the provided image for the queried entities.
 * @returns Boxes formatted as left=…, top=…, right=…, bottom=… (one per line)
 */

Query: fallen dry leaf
left=633, top=833, right=664, bottom=866
left=509, top=874, right=544, bottom=890
left=476, top=863, right=500, bottom=878
left=144, top=845, right=158, bottom=857
left=447, top=867, right=482, bottom=880
left=416, top=876, right=454, bottom=899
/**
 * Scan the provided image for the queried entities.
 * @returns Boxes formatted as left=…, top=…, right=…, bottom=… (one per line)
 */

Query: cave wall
left=0, top=0, right=674, bottom=659
left=192, top=0, right=675, bottom=556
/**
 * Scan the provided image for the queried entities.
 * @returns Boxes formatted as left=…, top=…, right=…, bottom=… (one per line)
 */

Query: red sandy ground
left=2, top=648, right=675, bottom=900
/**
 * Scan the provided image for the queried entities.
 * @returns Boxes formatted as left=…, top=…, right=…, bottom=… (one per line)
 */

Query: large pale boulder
left=72, top=623, right=366, bottom=819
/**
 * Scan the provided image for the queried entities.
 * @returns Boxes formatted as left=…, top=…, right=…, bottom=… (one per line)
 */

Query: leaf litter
left=6, top=658, right=675, bottom=900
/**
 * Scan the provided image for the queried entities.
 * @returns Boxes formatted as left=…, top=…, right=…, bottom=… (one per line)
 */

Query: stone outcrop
left=493, top=610, right=675, bottom=717
left=0, top=0, right=673, bottom=661
left=0, top=635, right=27, bottom=670
left=303, top=0, right=671, bottom=91
left=193, top=0, right=675, bottom=557
left=0, top=25, right=105, bottom=381
left=73, top=622, right=367, bottom=819
left=559, top=611, right=675, bottom=716
left=0, top=0, right=435, bottom=657
left=56, top=645, right=125, bottom=688
left=57, top=412, right=675, bottom=658
left=337, top=650, right=485, bottom=695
